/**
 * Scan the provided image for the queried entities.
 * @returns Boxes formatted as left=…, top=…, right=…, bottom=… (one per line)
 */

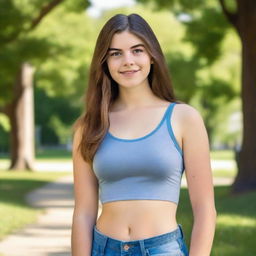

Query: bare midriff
left=95, top=200, right=178, bottom=241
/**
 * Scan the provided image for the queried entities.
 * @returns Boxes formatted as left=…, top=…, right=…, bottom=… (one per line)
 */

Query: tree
left=136, top=0, right=256, bottom=193
left=0, top=0, right=90, bottom=170
left=219, top=0, right=256, bottom=193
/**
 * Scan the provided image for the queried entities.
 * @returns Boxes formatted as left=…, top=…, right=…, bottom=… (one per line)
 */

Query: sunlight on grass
left=217, top=214, right=256, bottom=227
left=0, top=203, right=42, bottom=240
left=210, top=150, right=235, bottom=160
left=212, top=169, right=237, bottom=178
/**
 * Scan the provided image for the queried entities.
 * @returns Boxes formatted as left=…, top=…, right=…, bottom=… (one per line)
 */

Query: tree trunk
left=231, top=0, right=256, bottom=192
left=7, top=63, right=35, bottom=171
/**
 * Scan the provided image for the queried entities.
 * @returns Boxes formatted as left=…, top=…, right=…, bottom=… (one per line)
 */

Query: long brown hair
left=73, top=13, right=178, bottom=167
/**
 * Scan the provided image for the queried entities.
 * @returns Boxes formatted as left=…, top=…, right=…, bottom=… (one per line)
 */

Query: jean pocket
left=145, top=240, right=185, bottom=256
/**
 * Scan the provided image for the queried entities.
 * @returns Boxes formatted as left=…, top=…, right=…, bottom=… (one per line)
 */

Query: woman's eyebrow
left=108, top=44, right=145, bottom=51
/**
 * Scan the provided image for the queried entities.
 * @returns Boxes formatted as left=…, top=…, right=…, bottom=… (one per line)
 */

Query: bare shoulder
left=174, top=103, right=203, bottom=120
left=174, top=103, right=205, bottom=133
left=174, top=103, right=210, bottom=160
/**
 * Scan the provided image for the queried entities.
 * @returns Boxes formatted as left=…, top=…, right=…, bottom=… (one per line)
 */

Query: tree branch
left=29, top=0, right=64, bottom=30
left=2, top=0, right=64, bottom=45
left=219, top=0, right=239, bottom=28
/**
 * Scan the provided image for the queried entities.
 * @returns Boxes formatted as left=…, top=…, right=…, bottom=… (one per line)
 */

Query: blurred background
left=0, top=0, right=255, bottom=255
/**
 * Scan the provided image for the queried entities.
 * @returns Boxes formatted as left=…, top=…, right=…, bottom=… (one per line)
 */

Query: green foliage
left=222, top=0, right=237, bottom=13
left=136, top=0, right=214, bottom=12
left=63, top=0, right=91, bottom=12
left=34, top=87, right=80, bottom=145
left=32, top=7, right=97, bottom=98
left=183, top=7, right=230, bottom=65
left=0, top=129, right=9, bottom=153
left=0, top=0, right=26, bottom=44
left=0, top=0, right=96, bottom=148
left=49, top=115, right=71, bottom=145
left=0, top=0, right=91, bottom=106
left=0, top=114, right=10, bottom=131
left=166, top=53, right=200, bottom=102
left=136, top=0, right=232, bottom=64
left=0, top=114, right=9, bottom=153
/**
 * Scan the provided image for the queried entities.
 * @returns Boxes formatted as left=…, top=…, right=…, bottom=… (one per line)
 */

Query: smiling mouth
left=119, top=70, right=139, bottom=74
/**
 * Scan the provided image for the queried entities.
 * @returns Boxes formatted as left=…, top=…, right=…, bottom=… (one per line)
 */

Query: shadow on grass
left=48, top=251, right=71, bottom=256
left=0, top=177, right=74, bottom=208
left=177, top=185, right=256, bottom=256
left=0, top=179, right=51, bottom=206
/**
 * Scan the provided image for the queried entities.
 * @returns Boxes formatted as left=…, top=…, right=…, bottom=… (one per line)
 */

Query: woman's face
left=106, top=30, right=152, bottom=88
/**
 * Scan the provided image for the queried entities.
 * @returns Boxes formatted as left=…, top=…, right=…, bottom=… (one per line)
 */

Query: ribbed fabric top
left=92, top=102, right=184, bottom=205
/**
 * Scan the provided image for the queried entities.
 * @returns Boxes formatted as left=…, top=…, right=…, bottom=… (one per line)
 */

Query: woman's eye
left=110, top=51, right=121, bottom=57
left=133, top=49, right=143, bottom=54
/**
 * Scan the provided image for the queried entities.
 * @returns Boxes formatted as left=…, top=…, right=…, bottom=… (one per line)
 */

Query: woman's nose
left=122, top=52, right=135, bottom=66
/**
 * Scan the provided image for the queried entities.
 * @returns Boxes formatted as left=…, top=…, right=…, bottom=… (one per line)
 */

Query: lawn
left=178, top=185, right=256, bottom=256
left=36, top=148, right=72, bottom=160
left=210, top=150, right=235, bottom=161
left=0, top=148, right=72, bottom=161
left=0, top=170, right=70, bottom=241
left=212, top=169, right=237, bottom=178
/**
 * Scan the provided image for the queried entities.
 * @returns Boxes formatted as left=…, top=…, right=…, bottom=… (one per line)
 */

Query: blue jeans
left=91, top=224, right=189, bottom=256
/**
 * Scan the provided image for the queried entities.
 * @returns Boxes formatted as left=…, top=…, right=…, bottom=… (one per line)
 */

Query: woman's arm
left=71, top=126, right=99, bottom=256
left=180, top=104, right=217, bottom=256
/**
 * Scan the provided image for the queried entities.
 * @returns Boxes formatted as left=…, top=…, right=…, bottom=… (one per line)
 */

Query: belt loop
left=178, top=224, right=184, bottom=238
left=139, top=240, right=147, bottom=256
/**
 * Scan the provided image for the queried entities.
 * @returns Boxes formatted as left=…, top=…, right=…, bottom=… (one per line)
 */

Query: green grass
left=212, top=169, right=237, bottom=178
left=177, top=185, right=256, bottom=256
left=0, top=170, right=70, bottom=241
left=210, top=150, right=235, bottom=161
left=0, top=148, right=72, bottom=161
left=36, top=148, right=72, bottom=160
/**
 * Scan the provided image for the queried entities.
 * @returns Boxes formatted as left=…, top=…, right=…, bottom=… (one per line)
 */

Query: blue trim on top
left=166, top=103, right=184, bottom=157
left=107, top=102, right=174, bottom=142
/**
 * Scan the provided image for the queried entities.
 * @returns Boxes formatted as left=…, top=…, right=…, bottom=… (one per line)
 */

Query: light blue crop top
left=92, top=102, right=185, bottom=205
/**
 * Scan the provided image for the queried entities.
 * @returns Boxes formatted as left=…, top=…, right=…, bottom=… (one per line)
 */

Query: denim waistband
left=92, top=224, right=184, bottom=252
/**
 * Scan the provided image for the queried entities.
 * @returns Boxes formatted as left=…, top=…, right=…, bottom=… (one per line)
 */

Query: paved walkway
left=0, top=170, right=234, bottom=256
left=0, top=175, right=75, bottom=256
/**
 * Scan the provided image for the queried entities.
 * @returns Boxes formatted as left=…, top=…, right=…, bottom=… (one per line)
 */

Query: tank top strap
left=165, top=102, right=176, bottom=121
left=157, top=102, right=177, bottom=131
left=165, top=102, right=183, bottom=156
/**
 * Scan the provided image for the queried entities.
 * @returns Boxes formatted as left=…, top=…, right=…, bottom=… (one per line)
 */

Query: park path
left=0, top=160, right=234, bottom=256
left=0, top=175, right=75, bottom=256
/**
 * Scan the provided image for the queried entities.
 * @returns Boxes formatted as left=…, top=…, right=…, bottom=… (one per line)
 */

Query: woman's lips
left=119, top=70, right=139, bottom=76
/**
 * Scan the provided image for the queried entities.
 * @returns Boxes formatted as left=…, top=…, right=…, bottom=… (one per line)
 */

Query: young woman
left=71, top=13, right=216, bottom=256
